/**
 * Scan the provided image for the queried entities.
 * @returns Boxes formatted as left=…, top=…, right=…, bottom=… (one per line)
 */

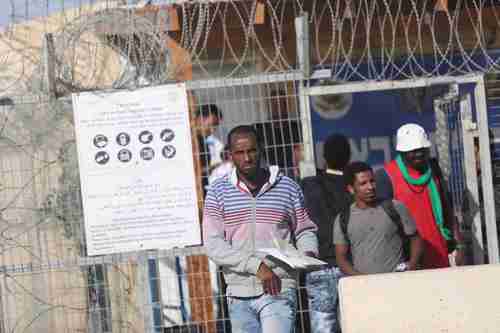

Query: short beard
left=402, top=154, right=428, bottom=173
left=237, top=167, right=258, bottom=183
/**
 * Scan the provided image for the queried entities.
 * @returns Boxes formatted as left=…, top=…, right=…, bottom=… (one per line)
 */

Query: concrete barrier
left=338, top=265, right=500, bottom=332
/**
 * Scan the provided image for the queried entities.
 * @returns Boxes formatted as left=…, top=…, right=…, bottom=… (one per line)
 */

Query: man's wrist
left=304, top=251, right=317, bottom=258
left=406, top=260, right=418, bottom=270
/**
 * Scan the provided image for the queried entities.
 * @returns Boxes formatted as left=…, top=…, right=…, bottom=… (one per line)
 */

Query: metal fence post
left=295, top=13, right=316, bottom=178
left=460, top=95, right=485, bottom=264
left=475, top=76, right=500, bottom=264
left=138, top=252, right=155, bottom=333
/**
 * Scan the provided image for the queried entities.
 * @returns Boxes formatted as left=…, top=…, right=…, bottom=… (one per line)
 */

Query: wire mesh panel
left=0, top=248, right=314, bottom=333
left=433, top=93, right=470, bottom=264
left=433, top=89, right=491, bottom=265
left=434, top=94, right=467, bottom=211
left=190, top=78, right=306, bottom=187
left=0, top=73, right=313, bottom=332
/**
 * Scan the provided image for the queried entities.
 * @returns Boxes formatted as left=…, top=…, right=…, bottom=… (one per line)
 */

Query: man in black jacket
left=301, top=133, right=352, bottom=333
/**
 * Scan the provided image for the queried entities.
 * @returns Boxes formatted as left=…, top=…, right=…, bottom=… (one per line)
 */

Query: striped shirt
left=203, top=165, right=318, bottom=297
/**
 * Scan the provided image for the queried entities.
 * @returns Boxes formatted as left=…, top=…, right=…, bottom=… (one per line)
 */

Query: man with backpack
left=375, top=123, right=465, bottom=268
left=301, top=134, right=352, bottom=332
left=334, top=161, right=423, bottom=275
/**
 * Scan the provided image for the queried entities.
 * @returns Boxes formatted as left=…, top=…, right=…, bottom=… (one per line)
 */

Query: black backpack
left=339, top=200, right=411, bottom=260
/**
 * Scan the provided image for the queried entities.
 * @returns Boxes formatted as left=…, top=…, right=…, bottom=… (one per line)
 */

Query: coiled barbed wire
left=0, top=0, right=500, bottom=94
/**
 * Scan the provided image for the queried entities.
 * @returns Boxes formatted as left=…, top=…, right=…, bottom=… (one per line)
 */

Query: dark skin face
left=401, top=148, right=430, bottom=173
left=229, top=132, right=262, bottom=186
left=197, top=114, right=221, bottom=138
left=347, top=170, right=377, bottom=208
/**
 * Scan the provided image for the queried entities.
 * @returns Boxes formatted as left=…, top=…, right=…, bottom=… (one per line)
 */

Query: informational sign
left=72, top=84, right=201, bottom=256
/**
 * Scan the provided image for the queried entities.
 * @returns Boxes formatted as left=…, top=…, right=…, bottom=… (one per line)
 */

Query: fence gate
left=436, top=88, right=500, bottom=265
left=307, top=74, right=500, bottom=266
left=433, top=87, right=488, bottom=264
left=0, top=75, right=498, bottom=332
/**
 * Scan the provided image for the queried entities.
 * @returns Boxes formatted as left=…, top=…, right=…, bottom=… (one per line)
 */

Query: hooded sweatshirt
left=202, top=165, right=318, bottom=297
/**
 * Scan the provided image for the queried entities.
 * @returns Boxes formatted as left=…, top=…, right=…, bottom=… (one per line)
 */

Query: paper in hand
left=257, top=247, right=327, bottom=269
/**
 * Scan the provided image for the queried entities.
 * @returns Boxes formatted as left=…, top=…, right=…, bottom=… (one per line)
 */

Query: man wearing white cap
left=375, top=123, right=465, bottom=269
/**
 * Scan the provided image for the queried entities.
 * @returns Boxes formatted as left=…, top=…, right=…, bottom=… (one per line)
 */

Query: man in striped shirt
left=203, top=125, right=318, bottom=333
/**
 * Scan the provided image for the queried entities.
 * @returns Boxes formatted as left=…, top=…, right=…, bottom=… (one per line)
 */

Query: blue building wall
left=310, top=51, right=500, bottom=169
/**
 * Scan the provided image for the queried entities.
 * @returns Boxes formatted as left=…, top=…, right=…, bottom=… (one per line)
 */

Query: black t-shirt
left=301, top=173, right=352, bottom=265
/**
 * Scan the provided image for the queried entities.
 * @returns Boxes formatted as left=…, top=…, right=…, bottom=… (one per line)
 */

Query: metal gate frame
left=304, top=73, right=500, bottom=264
left=460, top=94, right=485, bottom=264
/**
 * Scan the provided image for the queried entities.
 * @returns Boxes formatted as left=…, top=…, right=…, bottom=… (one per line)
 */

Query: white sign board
left=72, top=84, right=201, bottom=256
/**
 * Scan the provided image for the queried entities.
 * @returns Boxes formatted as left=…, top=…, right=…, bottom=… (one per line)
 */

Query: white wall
left=338, top=265, right=500, bottom=332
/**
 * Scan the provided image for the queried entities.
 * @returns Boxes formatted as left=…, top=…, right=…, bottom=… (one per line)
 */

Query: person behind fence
left=208, top=144, right=233, bottom=185
left=300, top=133, right=352, bottom=332
left=202, top=125, right=318, bottom=333
left=375, top=123, right=465, bottom=268
left=334, top=161, right=424, bottom=275
left=195, top=104, right=224, bottom=193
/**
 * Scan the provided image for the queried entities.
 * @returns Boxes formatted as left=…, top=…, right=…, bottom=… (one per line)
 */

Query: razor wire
left=1, top=1, right=500, bottom=96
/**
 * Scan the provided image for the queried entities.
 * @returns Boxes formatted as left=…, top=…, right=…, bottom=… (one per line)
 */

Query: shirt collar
left=326, top=168, right=343, bottom=176
left=230, top=165, right=281, bottom=194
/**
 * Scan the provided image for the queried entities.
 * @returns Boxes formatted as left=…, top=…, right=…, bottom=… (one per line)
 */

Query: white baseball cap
left=396, top=123, right=431, bottom=152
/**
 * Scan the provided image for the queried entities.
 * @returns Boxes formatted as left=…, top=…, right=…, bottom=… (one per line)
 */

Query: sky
left=0, top=0, right=145, bottom=27
left=0, top=0, right=191, bottom=30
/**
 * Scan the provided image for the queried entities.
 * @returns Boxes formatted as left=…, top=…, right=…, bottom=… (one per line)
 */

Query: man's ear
left=347, top=184, right=355, bottom=195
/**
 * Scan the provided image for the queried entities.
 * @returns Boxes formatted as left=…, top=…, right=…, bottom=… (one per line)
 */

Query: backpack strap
left=338, top=201, right=399, bottom=245
left=380, top=200, right=405, bottom=238
left=380, top=200, right=416, bottom=261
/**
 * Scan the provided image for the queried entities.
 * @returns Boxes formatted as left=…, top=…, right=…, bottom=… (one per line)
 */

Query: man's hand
left=454, top=248, right=466, bottom=266
left=452, top=223, right=465, bottom=266
left=406, top=261, right=418, bottom=271
left=256, top=263, right=281, bottom=296
left=407, top=235, right=423, bottom=271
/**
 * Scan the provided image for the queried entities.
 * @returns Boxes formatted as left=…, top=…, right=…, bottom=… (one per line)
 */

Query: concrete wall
left=338, top=265, right=500, bottom=333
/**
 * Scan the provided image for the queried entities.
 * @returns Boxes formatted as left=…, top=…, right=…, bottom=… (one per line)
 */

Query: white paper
left=72, top=84, right=201, bottom=256
left=257, top=248, right=327, bottom=269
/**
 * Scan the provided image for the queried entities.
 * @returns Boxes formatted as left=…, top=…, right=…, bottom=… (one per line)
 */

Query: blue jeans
left=228, top=289, right=297, bottom=333
left=306, top=267, right=342, bottom=333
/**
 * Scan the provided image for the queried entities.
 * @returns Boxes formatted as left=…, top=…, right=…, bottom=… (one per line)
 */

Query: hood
left=229, top=165, right=282, bottom=195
